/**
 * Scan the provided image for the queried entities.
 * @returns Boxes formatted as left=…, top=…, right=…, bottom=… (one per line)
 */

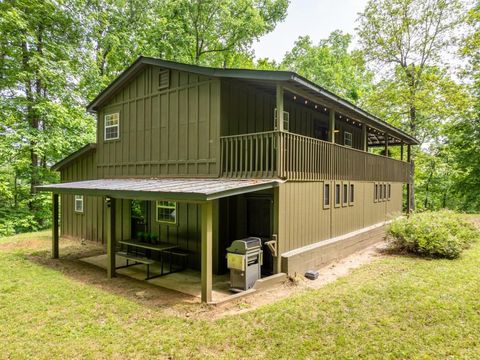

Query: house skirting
left=280, top=221, right=390, bottom=276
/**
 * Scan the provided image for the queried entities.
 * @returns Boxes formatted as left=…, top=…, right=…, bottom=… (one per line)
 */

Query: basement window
left=343, top=183, right=348, bottom=206
left=383, top=184, right=387, bottom=202
left=156, top=201, right=177, bottom=224
left=74, top=195, right=84, bottom=213
left=349, top=183, right=355, bottom=205
left=388, top=183, right=391, bottom=200
left=158, top=69, right=170, bottom=90
left=274, top=108, right=290, bottom=131
left=374, top=183, right=378, bottom=202
left=335, top=183, right=341, bottom=207
left=323, top=183, right=330, bottom=209
left=344, top=131, right=353, bottom=147
left=104, top=112, right=120, bottom=140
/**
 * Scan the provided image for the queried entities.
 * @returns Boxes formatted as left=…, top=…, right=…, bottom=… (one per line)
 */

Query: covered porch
left=39, top=178, right=281, bottom=303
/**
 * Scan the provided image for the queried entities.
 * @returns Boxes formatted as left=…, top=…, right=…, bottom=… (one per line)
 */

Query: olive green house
left=39, top=57, right=418, bottom=303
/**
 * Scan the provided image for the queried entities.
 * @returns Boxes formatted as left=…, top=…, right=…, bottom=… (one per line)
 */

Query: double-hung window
left=104, top=113, right=120, bottom=140
left=274, top=108, right=290, bottom=131
left=156, top=201, right=177, bottom=224
left=74, top=195, right=84, bottom=213
left=344, top=131, right=353, bottom=147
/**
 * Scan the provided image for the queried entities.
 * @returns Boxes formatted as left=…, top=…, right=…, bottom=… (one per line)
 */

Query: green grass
left=1, top=229, right=480, bottom=359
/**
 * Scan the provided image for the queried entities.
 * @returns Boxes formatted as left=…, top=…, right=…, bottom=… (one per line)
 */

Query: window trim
left=344, top=131, right=353, bottom=147
left=74, top=195, right=84, bottom=213
left=155, top=200, right=177, bottom=224
left=388, top=183, right=391, bottom=201
left=334, top=182, right=341, bottom=208
left=274, top=108, right=290, bottom=132
left=374, top=183, right=378, bottom=203
left=383, top=183, right=387, bottom=202
left=349, top=183, right=355, bottom=206
left=342, top=182, right=348, bottom=207
left=104, top=112, right=120, bottom=141
left=158, top=69, right=170, bottom=90
left=323, top=182, right=331, bottom=209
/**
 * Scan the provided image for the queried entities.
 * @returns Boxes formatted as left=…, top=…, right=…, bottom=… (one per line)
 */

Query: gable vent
left=158, top=69, right=170, bottom=90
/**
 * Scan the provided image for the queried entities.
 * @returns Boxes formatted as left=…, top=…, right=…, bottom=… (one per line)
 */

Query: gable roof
left=51, top=143, right=96, bottom=171
left=87, top=56, right=419, bottom=145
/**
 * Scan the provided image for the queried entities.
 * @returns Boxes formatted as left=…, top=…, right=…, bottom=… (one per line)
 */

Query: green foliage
left=387, top=211, right=480, bottom=258
left=282, top=31, right=373, bottom=104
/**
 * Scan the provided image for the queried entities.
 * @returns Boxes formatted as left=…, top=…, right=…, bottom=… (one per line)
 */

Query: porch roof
left=37, top=178, right=281, bottom=202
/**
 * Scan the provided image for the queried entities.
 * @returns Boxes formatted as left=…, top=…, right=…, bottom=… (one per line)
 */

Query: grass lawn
left=1, top=229, right=480, bottom=359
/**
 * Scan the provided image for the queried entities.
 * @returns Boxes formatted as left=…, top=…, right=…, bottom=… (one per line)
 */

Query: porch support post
left=107, top=197, right=116, bottom=279
left=401, top=143, right=404, bottom=161
left=406, top=145, right=413, bottom=214
left=201, top=200, right=213, bottom=303
left=361, top=123, right=368, bottom=152
left=384, top=134, right=389, bottom=157
left=328, top=109, right=335, bottom=143
left=276, top=84, right=284, bottom=131
left=52, top=193, right=59, bottom=259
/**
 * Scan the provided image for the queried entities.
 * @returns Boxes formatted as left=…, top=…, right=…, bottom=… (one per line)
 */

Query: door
left=246, top=196, right=273, bottom=275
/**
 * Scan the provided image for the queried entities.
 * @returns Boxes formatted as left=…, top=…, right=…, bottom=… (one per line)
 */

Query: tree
left=281, top=31, right=373, bottom=104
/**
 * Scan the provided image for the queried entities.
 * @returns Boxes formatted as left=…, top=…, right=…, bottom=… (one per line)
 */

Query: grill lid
left=226, top=237, right=262, bottom=254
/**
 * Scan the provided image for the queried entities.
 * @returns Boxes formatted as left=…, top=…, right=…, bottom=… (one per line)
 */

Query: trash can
left=226, top=237, right=263, bottom=291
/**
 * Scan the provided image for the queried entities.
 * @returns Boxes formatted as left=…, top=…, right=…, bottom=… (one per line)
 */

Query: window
left=74, top=195, right=84, bottom=213
left=158, top=69, right=170, bottom=90
left=104, top=112, right=120, bottom=140
left=344, top=131, right=353, bottom=147
left=343, top=183, right=348, bottom=206
left=274, top=108, right=290, bottom=131
left=350, top=183, right=355, bottom=205
left=335, top=183, right=341, bottom=207
left=380, top=183, right=384, bottom=201
left=383, top=184, right=387, bottom=201
left=374, top=183, right=378, bottom=202
left=388, top=183, right=391, bottom=200
left=323, top=183, right=330, bottom=209
left=156, top=201, right=177, bottom=224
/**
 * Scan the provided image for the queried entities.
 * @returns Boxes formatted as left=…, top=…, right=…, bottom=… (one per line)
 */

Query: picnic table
left=116, top=240, right=188, bottom=280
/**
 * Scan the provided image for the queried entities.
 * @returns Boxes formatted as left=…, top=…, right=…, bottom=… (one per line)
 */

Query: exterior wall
left=220, top=79, right=363, bottom=149
left=60, top=151, right=130, bottom=244
left=277, top=181, right=403, bottom=255
left=96, top=65, right=221, bottom=178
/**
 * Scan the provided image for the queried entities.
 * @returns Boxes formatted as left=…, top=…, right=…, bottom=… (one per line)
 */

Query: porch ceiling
left=37, top=178, right=282, bottom=202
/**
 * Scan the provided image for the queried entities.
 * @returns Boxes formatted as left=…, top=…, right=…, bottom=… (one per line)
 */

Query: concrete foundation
left=281, top=222, right=387, bottom=276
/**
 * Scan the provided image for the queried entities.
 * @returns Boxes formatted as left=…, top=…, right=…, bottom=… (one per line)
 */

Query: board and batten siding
left=96, top=65, right=221, bottom=178
left=277, top=181, right=403, bottom=254
left=60, top=151, right=130, bottom=244
left=220, top=79, right=363, bottom=150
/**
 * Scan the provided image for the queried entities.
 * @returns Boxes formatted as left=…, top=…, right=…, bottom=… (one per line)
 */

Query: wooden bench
left=116, top=251, right=155, bottom=279
left=161, top=249, right=189, bottom=273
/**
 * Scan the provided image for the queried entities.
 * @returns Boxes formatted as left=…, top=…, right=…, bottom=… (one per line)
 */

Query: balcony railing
left=220, top=131, right=411, bottom=182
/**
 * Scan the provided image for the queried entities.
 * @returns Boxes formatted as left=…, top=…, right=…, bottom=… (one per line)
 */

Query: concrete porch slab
left=80, top=254, right=232, bottom=301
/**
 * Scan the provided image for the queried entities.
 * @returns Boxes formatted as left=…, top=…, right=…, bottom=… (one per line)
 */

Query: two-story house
left=40, top=57, right=418, bottom=303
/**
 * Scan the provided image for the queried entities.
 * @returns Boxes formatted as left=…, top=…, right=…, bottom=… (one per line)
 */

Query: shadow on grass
left=22, top=239, right=200, bottom=313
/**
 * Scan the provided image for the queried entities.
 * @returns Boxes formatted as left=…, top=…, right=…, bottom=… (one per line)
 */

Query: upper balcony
left=220, top=130, right=411, bottom=183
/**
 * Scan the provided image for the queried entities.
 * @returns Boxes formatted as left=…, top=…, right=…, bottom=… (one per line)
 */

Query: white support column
left=201, top=200, right=213, bottom=303
left=52, top=193, right=59, bottom=259
left=329, top=109, right=336, bottom=143
left=362, top=123, right=368, bottom=152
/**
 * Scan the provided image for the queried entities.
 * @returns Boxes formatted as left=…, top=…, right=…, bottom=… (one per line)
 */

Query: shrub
left=387, top=210, right=480, bottom=259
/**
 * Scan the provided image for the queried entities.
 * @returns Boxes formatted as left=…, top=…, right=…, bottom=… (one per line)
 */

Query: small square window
left=104, top=113, right=120, bottom=140
left=343, top=183, right=348, bottom=206
left=156, top=201, right=177, bottom=224
left=344, top=131, right=353, bottom=147
left=323, top=183, right=330, bottom=209
left=75, top=195, right=84, bottom=213
left=335, top=183, right=341, bottom=207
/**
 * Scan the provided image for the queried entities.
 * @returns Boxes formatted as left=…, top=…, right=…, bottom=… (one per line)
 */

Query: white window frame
left=323, top=183, right=330, bottom=209
left=104, top=112, right=120, bottom=141
left=156, top=201, right=177, bottom=224
left=74, top=195, right=84, bottom=213
left=274, top=108, right=290, bottom=131
left=344, top=131, right=353, bottom=147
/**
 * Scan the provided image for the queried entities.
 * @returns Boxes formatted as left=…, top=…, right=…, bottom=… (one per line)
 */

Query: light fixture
left=293, top=96, right=296, bottom=100
left=305, top=100, right=308, bottom=104
left=315, top=105, right=318, bottom=109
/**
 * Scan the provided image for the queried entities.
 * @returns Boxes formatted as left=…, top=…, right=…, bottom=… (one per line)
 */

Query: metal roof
left=86, top=56, right=419, bottom=145
left=37, top=178, right=282, bottom=202
left=51, top=143, right=96, bottom=171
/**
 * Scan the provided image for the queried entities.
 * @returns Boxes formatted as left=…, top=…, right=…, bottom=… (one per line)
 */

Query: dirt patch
left=4, top=234, right=388, bottom=319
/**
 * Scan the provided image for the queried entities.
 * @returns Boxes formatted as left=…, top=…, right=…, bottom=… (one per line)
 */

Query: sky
left=252, top=0, right=369, bottom=62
